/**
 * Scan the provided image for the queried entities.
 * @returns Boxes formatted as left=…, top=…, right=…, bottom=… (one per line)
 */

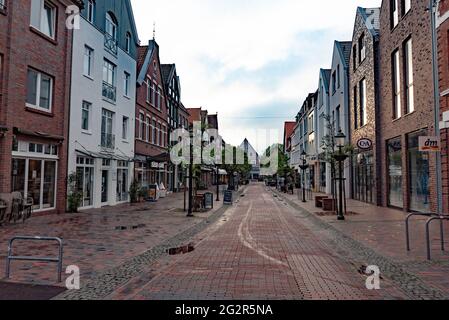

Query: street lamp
left=216, top=165, right=220, bottom=201
left=333, top=130, right=348, bottom=221
left=299, top=150, right=309, bottom=203
left=187, top=129, right=194, bottom=217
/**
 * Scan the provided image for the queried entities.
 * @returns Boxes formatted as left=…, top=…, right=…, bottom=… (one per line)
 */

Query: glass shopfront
left=76, top=156, right=94, bottom=208
left=353, top=151, right=374, bottom=204
left=117, top=161, right=129, bottom=202
left=387, top=137, right=403, bottom=208
left=408, top=130, right=430, bottom=213
left=319, top=161, right=326, bottom=193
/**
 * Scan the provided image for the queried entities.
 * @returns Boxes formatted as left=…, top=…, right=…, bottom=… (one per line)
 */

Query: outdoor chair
left=11, top=192, right=33, bottom=224
left=0, top=193, right=13, bottom=226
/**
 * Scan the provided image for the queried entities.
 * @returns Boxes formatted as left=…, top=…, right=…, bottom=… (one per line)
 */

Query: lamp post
left=216, top=165, right=220, bottom=201
left=187, top=129, right=194, bottom=217
left=299, top=150, right=309, bottom=203
left=333, top=130, right=348, bottom=221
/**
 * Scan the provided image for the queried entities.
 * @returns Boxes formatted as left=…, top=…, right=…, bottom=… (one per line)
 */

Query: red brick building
left=378, top=0, right=436, bottom=213
left=437, top=0, right=449, bottom=213
left=134, top=40, right=170, bottom=191
left=0, top=0, right=82, bottom=214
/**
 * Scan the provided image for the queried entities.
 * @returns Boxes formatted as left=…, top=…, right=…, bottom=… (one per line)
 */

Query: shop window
left=387, top=137, right=403, bottom=208
left=408, top=130, right=430, bottom=213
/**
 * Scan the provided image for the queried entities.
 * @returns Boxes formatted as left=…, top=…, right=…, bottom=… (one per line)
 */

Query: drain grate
left=166, top=244, right=195, bottom=256
left=115, top=224, right=146, bottom=231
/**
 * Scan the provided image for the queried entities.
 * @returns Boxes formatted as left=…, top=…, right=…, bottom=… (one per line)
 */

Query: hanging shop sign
left=419, top=136, right=441, bottom=152
left=357, top=138, right=373, bottom=151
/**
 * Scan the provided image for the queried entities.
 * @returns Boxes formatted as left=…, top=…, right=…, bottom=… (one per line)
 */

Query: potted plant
left=67, top=172, right=83, bottom=213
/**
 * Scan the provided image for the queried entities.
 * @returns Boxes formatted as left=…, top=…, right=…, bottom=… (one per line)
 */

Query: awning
left=14, top=127, right=64, bottom=141
left=218, top=169, right=228, bottom=175
left=75, top=149, right=132, bottom=162
left=147, top=152, right=170, bottom=163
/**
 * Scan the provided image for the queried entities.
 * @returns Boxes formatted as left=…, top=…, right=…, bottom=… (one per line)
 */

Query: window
left=124, top=72, right=130, bottom=97
left=404, top=38, right=414, bottom=114
left=125, top=32, right=131, bottom=53
left=105, top=12, right=117, bottom=40
left=76, top=157, right=94, bottom=208
left=353, top=45, right=357, bottom=71
left=359, top=79, right=367, bottom=127
left=402, top=0, right=411, bottom=16
left=408, top=129, right=430, bottom=213
left=81, top=101, right=91, bottom=131
left=353, top=86, right=358, bottom=129
left=26, top=68, right=53, bottom=111
left=102, top=59, right=116, bottom=101
left=83, top=46, right=94, bottom=77
left=139, top=113, right=145, bottom=141
left=156, top=87, right=162, bottom=109
left=391, top=0, right=399, bottom=29
left=87, top=0, right=95, bottom=23
left=336, top=106, right=341, bottom=133
left=331, top=71, right=336, bottom=94
left=158, top=122, right=162, bottom=146
left=101, top=109, right=114, bottom=149
left=359, top=34, right=366, bottom=63
left=30, top=0, right=56, bottom=39
left=122, top=116, right=128, bottom=140
left=387, top=137, right=403, bottom=208
left=337, top=65, right=341, bottom=89
left=0, top=0, right=6, bottom=10
left=392, top=50, right=402, bottom=119
left=146, top=116, right=151, bottom=142
left=152, top=119, right=157, bottom=144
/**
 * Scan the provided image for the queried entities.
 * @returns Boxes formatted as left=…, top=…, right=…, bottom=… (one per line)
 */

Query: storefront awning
left=76, top=149, right=132, bottom=162
left=147, top=152, right=170, bottom=163
left=14, top=127, right=64, bottom=141
left=218, top=169, right=228, bottom=175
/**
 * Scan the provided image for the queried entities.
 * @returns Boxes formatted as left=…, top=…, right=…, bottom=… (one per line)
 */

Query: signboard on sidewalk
left=419, top=136, right=441, bottom=152
left=223, top=190, right=233, bottom=205
left=204, top=192, right=214, bottom=209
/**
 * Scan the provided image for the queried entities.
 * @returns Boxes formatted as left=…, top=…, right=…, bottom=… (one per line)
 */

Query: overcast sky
left=131, top=0, right=381, bottom=153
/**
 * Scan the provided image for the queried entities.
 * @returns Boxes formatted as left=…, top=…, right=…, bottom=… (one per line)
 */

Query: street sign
left=357, top=138, right=373, bottom=151
left=223, top=190, right=233, bottom=205
left=419, top=136, right=441, bottom=152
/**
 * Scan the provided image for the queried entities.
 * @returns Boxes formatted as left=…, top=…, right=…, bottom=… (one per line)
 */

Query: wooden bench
left=322, top=198, right=337, bottom=211
left=315, top=196, right=329, bottom=208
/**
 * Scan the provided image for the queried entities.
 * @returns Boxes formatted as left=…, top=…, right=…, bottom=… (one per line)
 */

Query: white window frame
left=103, top=59, right=116, bottom=86
left=393, top=50, right=402, bottom=119
left=84, top=45, right=94, bottom=77
left=124, top=71, right=130, bottom=97
left=30, top=0, right=56, bottom=39
left=81, top=101, right=91, bottom=131
left=125, top=32, right=131, bottom=53
left=87, top=0, right=95, bottom=23
left=26, top=68, right=53, bottom=112
left=392, top=0, right=399, bottom=28
left=404, top=0, right=411, bottom=15
left=360, top=79, right=367, bottom=127
left=105, top=12, right=117, bottom=40
left=122, top=116, right=128, bottom=140
left=404, top=38, right=414, bottom=114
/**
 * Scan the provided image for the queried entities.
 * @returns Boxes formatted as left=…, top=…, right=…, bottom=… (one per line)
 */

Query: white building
left=68, top=0, right=139, bottom=209
left=317, top=69, right=331, bottom=193
left=240, top=139, right=260, bottom=180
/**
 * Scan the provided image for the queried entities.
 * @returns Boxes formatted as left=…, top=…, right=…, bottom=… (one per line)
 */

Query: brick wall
left=0, top=0, right=76, bottom=214
left=349, top=9, right=382, bottom=206
left=379, top=0, right=436, bottom=212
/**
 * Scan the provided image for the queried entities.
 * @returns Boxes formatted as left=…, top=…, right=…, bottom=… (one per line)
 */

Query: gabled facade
left=317, top=69, right=331, bottom=193
left=378, top=0, right=435, bottom=213
left=240, top=139, right=260, bottom=180
left=68, top=0, right=139, bottom=209
left=161, top=63, right=182, bottom=191
left=134, top=40, right=169, bottom=192
left=328, top=41, right=352, bottom=196
left=0, top=0, right=83, bottom=215
left=349, top=7, right=381, bottom=205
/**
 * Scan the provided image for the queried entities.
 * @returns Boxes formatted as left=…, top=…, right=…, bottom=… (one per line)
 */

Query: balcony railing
left=101, top=133, right=115, bottom=150
left=102, top=81, right=116, bottom=102
left=104, top=33, right=118, bottom=55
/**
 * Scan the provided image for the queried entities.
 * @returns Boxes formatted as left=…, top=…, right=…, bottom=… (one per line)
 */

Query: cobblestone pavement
left=0, top=188, right=225, bottom=292
left=107, top=184, right=409, bottom=300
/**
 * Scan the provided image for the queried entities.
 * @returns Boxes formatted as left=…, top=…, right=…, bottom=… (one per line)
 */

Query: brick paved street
left=106, top=183, right=409, bottom=300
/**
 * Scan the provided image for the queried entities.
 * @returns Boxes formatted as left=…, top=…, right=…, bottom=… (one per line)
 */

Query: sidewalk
left=0, top=187, right=225, bottom=289
left=275, top=188, right=449, bottom=296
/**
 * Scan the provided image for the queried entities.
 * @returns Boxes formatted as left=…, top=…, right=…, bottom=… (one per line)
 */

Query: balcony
left=102, top=81, right=116, bottom=102
left=104, top=33, right=118, bottom=55
left=101, top=133, right=115, bottom=150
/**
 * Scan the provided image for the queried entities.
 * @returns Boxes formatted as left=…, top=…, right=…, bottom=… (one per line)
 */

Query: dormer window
left=105, top=13, right=117, bottom=40
left=87, top=0, right=95, bottom=23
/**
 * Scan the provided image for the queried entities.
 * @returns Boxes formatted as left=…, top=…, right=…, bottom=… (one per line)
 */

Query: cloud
left=131, top=0, right=381, bottom=149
